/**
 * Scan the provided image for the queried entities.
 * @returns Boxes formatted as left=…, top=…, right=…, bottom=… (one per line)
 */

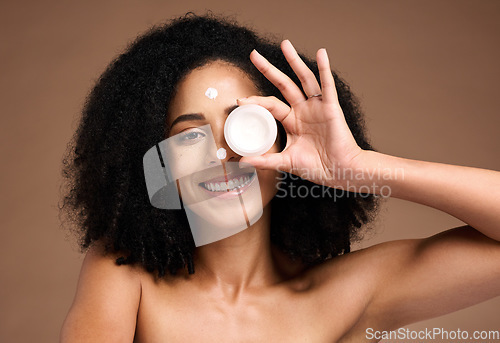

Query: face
left=165, top=61, right=279, bottom=233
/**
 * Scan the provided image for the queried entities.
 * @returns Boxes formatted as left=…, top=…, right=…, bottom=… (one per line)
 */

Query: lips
left=199, top=171, right=256, bottom=192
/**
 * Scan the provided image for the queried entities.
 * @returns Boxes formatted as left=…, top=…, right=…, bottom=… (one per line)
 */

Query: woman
left=60, top=13, right=500, bottom=342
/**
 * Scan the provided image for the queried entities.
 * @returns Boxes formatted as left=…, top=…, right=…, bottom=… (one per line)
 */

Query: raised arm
left=337, top=150, right=500, bottom=330
left=355, top=150, right=500, bottom=240
left=60, top=243, right=141, bottom=343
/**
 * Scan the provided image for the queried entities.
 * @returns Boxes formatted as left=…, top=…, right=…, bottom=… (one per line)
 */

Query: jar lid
left=224, top=104, right=277, bottom=157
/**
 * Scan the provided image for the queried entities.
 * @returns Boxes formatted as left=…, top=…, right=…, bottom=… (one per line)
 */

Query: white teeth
left=202, top=173, right=254, bottom=192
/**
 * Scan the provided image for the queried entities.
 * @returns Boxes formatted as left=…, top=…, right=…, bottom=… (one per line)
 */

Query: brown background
left=1, top=0, right=499, bottom=342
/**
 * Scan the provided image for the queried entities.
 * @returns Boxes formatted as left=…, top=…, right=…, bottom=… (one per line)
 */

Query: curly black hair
left=60, top=12, right=380, bottom=278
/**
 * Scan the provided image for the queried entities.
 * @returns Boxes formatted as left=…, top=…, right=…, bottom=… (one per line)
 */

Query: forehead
left=172, top=61, right=258, bottom=103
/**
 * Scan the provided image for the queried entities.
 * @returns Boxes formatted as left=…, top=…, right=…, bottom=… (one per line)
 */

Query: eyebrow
left=170, top=104, right=239, bottom=129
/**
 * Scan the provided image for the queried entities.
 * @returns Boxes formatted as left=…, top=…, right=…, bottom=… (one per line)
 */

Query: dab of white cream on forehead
left=205, top=87, right=218, bottom=100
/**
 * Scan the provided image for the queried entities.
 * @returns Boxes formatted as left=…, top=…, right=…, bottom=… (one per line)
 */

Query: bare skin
left=60, top=41, right=500, bottom=342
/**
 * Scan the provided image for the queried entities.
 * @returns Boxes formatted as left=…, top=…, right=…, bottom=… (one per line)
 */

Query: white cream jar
left=224, top=104, right=278, bottom=157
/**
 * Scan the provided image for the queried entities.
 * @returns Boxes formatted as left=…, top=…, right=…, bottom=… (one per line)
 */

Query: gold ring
left=308, top=93, right=322, bottom=98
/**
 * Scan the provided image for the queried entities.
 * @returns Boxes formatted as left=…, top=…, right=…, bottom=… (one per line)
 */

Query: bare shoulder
left=304, top=236, right=419, bottom=292
left=305, top=226, right=500, bottom=341
left=291, top=238, right=418, bottom=341
left=60, top=242, right=143, bottom=343
left=305, top=225, right=499, bottom=298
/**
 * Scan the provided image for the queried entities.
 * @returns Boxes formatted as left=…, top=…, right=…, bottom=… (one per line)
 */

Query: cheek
left=258, top=142, right=281, bottom=195
left=257, top=169, right=279, bottom=199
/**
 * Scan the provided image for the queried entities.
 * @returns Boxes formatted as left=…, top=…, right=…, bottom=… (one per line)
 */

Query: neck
left=192, top=205, right=284, bottom=296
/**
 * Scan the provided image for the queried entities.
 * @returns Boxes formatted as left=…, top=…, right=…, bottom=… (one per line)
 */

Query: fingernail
left=283, top=40, right=296, bottom=51
left=237, top=97, right=247, bottom=102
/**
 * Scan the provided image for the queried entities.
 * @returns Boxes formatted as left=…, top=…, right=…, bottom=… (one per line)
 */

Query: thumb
left=240, top=152, right=291, bottom=173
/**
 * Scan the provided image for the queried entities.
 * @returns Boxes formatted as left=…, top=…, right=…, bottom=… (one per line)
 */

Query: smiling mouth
left=199, top=171, right=256, bottom=192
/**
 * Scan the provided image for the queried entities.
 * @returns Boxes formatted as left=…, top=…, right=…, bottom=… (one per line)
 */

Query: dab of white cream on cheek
left=205, top=87, right=218, bottom=100
left=216, top=148, right=226, bottom=160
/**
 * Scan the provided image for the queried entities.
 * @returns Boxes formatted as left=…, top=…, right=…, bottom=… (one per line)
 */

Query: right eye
left=175, top=129, right=206, bottom=145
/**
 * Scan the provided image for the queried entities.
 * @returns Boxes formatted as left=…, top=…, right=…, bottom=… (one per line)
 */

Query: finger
left=281, top=40, right=322, bottom=97
left=250, top=49, right=306, bottom=106
left=240, top=151, right=292, bottom=173
left=237, top=96, right=292, bottom=124
left=316, top=48, right=339, bottom=105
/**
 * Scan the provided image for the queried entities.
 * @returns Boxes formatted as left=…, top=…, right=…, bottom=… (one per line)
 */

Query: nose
left=204, top=122, right=241, bottom=166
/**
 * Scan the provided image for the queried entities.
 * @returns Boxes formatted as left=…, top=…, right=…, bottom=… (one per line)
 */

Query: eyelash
left=175, top=128, right=206, bottom=145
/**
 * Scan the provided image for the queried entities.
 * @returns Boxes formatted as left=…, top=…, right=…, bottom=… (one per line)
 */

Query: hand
left=238, top=40, right=365, bottom=188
